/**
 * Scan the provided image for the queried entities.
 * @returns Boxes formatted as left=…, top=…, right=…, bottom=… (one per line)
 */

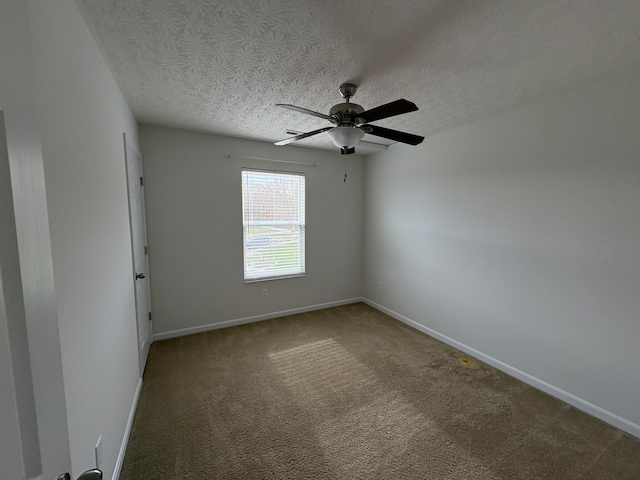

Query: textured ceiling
left=76, top=0, right=640, bottom=154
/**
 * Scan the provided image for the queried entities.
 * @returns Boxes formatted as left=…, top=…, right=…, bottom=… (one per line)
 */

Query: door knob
left=77, top=470, right=102, bottom=480
left=136, top=273, right=146, bottom=280
left=57, top=470, right=102, bottom=480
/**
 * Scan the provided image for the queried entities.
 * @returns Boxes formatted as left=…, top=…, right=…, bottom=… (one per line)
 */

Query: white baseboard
left=363, top=298, right=640, bottom=439
left=153, top=297, right=363, bottom=341
left=112, top=377, right=143, bottom=480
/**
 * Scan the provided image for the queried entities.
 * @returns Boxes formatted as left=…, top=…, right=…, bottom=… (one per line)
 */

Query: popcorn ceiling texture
left=77, top=0, right=640, bottom=152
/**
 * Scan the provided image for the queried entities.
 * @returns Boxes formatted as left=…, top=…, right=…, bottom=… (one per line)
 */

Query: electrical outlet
left=262, top=288, right=268, bottom=299
left=94, top=435, right=103, bottom=468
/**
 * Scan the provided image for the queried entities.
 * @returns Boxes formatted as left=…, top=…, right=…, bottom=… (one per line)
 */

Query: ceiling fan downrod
left=330, top=83, right=365, bottom=126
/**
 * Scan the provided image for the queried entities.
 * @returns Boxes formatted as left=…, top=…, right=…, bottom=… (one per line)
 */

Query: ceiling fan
left=274, top=83, right=424, bottom=155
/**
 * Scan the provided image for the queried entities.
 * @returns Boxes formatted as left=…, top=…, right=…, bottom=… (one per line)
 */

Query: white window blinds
left=242, top=169, right=305, bottom=281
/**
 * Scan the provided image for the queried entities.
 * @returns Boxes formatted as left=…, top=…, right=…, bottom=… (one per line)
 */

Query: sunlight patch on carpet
left=269, top=338, right=378, bottom=410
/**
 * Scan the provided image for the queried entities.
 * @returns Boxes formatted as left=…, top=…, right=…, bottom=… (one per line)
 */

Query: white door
left=124, top=134, right=153, bottom=376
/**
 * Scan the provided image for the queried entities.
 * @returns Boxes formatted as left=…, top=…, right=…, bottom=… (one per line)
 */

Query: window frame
left=241, top=168, right=306, bottom=283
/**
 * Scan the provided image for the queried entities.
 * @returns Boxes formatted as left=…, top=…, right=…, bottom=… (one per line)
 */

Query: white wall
left=29, top=0, right=141, bottom=478
left=139, top=126, right=364, bottom=337
left=1, top=1, right=71, bottom=478
left=363, top=68, right=640, bottom=436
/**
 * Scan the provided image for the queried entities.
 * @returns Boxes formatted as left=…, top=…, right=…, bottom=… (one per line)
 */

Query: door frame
left=0, top=10, right=72, bottom=472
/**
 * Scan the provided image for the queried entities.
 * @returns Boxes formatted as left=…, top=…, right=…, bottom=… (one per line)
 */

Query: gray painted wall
left=29, top=0, right=141, bottom=478
left=363, top=68, right=640, bottom=435
left=139, top=126, right=364, bottom=337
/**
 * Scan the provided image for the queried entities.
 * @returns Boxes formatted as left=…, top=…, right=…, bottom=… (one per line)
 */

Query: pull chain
left=344, top=157, right=347, bottom=182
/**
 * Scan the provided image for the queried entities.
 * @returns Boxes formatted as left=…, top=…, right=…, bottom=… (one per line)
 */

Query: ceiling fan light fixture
left=328, top=126, right=365, bottom=149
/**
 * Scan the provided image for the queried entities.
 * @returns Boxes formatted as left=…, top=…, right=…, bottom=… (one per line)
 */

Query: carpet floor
left=120, top=303, right=640, bottom=479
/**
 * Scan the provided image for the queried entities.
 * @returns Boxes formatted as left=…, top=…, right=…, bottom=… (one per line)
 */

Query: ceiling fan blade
left=366, top=125, right=424, bottom=146
left=275, top=104, right=336, bottom=122
left=274, top=126, right=333, bottom=146
left=357, top=99, right=418, bottom=123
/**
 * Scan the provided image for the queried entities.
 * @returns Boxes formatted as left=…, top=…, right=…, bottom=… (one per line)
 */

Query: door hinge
left=139, top=176, right=144, bottom=186
left=148, top=312, right=152, bottom=321
left=144, top=245, right=148, bottom=255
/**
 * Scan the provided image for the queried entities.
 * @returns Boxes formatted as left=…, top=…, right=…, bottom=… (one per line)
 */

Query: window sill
left=244, top=273, right=305, bottom=283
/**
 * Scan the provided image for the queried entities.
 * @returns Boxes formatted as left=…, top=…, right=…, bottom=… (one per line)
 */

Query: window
left=242, top=169, right=305, bottom=281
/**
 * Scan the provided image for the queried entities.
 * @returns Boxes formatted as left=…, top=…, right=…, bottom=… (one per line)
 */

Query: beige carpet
left=120, top=303, right=640, bottom=479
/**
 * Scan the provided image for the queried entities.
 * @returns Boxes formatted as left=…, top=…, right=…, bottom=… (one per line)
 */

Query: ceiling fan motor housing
left=330, top=102, right=364, bottom=125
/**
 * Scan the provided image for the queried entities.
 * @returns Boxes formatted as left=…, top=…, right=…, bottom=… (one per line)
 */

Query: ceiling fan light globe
left=328, top=126, right=365, bottom=149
